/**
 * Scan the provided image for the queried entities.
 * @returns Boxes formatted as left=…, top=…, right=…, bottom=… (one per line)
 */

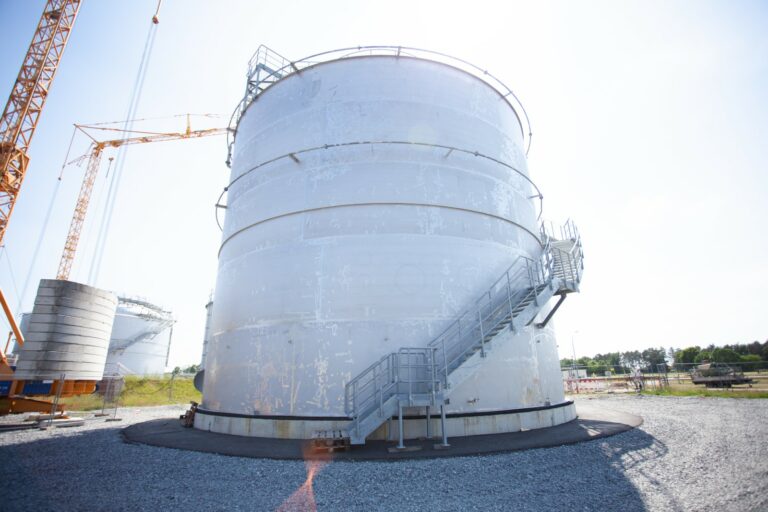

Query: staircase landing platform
left=122, top=401, right=641, bottom=461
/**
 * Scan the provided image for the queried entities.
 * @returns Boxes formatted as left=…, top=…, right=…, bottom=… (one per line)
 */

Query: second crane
left=57, top=117, right=226, bottom=281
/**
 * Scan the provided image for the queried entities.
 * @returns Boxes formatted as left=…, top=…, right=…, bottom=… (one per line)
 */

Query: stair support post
left=439, top=403, right=450, bottom=447
left=425, top=405, right=431, bottom=439
left=397, top=404, right=405, bottom=449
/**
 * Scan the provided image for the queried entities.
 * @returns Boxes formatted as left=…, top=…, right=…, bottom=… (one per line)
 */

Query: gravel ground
left=1, top=395, right=767, bottom=511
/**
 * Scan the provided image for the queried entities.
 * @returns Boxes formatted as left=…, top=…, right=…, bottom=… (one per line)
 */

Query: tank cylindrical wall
left=15, top=279, right=117, bottom=381
left=203, top=55, right=567, bottom=428
left=104, top=298, right=174, bottom=376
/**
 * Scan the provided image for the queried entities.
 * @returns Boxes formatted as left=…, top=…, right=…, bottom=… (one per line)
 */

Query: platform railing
left=227, top=45, right=533, bottom=166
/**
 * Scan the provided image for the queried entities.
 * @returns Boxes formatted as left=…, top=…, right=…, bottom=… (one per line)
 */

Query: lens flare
left=276, top=445, right=332, bottom=511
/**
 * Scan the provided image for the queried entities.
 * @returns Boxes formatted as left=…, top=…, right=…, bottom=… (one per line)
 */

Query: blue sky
left=1, top=0, right=766, bottom=367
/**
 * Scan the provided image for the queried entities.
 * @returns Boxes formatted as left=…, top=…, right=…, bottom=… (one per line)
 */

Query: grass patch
left=62, top=375, right=201, bottom=411
left=643, top=387, right=768, bottom=399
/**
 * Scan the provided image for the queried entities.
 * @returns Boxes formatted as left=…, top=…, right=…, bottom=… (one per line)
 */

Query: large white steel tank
left=103, top=297, right=174, bottom=376
left=199, top=47, right=574, bottom=438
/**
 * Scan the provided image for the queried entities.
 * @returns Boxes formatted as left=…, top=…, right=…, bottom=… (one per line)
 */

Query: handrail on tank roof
left=117, top=294, right=174, bottom=319
left=227, top=45, right=533, bottom=167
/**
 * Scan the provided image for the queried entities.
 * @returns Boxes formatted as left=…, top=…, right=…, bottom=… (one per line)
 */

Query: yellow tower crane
left=56, top=118, right=227, bottom=281
left=0, top=0, right=82, bottom=245
left=0, top=0, right=82, bottom=370
left=0, top=118, right=225, bottom=413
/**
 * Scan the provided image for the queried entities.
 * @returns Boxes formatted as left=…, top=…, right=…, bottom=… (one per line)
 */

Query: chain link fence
left=561, top=361, right=766, bottom=394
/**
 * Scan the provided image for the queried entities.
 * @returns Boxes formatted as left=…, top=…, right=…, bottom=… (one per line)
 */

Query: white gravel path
left=1, top=396, right=767, bottom=511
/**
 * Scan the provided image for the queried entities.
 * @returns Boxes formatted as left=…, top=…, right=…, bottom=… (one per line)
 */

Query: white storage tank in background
left=199, top=297, right=213, bottom=368
left=104, top=297, right=174, bottom=376
left=198, top=47, right=577, bottom=439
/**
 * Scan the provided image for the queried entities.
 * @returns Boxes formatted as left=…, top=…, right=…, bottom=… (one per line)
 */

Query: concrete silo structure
left=104, top=297, right=174, bottom=376
left=197, top=46, right=584, bottom=445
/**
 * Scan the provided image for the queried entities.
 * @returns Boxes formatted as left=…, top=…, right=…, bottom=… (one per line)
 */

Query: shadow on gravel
left=595, top=429, right=682, bottom=511
left=1, top=424, right=668, bottom=511
left=306, top=428, right=666, bottom=511
left=601, top=428, right=669, bottom=471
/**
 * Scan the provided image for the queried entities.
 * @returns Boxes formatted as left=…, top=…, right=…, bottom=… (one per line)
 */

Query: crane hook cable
left=14, top=125, right=77, bottom=314
left=88, top=15, right=160, bottom=285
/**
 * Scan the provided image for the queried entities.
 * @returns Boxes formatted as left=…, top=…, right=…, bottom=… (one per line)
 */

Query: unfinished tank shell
left=15, top=279, right=117, bottom=381
left=198, top=46, right=583, bottom=441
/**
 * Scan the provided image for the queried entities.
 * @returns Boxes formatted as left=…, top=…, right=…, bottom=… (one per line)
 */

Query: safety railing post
left=441, top=338, right=448, bottom=385
left=352, top=380, right=358, bottom=419
left=375, top=364, right=383, bottom=416
left=407, top=352, right=413, bottom=403
left=506, top=271, right=517, bottom=333
left=478, top=309, right=485, bottom=357
left=431, top=348, right=437, bottom=399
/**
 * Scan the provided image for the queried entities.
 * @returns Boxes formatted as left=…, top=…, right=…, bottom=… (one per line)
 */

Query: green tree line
left=561, top=340, right=768, bottom=375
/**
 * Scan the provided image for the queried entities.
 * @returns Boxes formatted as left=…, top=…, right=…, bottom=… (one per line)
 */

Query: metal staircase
left=344, top=220, right=584, bottom=446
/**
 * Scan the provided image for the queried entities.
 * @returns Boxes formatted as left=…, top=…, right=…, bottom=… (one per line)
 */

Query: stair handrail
left=542, top=218, right=583, bottom=286
left=345, top=221, right=582, bottom=432
left=428, top=255, right=535, bottom=382
left=344, top=351, right=396, bottom=417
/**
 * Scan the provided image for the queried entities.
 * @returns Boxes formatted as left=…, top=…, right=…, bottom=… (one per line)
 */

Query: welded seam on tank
left=23, top=331, right=111, bottom=342
left=226, top=140, right=542, bottom=204
left=218, top=202, right=543, bottom=257
left=217, top=141, right=544, bottom=231
left=29, top=302, right=117, bottom=319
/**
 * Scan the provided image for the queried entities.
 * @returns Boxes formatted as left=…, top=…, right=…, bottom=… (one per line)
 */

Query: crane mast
left=0, top=0, right=82, bottom=245
left=56, top=123, right=227, bottom=281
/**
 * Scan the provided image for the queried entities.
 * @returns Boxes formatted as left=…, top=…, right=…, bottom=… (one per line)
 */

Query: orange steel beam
left=0, top=0, right=82, bottom=245
left=4, top=331, right=12, bottom=355
left=0, top=288, right=24, bottom=368
left=55, top=124, right=227, bottom=281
